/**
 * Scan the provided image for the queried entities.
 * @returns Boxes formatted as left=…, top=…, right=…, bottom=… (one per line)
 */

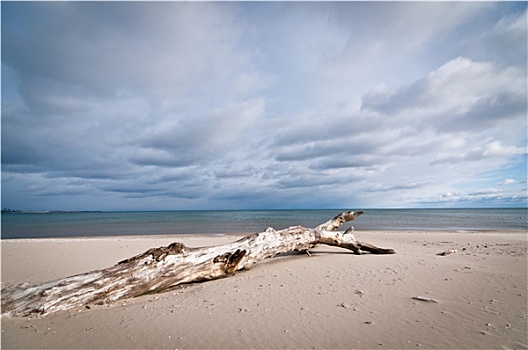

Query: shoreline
left=2, top=227, right=526, bottom=242
left=2, top=231, right=527, bottom=349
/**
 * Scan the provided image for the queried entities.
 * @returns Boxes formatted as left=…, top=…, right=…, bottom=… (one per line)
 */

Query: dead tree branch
left=1, top=210, right=394, bottom=317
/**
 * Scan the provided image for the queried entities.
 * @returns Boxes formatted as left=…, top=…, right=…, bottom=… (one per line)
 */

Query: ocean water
left=1, top=208, right=526, bottom=239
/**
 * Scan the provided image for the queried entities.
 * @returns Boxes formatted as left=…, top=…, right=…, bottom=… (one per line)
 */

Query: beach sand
left=1, top=231, right=526, bottom=349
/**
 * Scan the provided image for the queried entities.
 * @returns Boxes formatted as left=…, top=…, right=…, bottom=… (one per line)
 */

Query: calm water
left=1, top=209, right=526, bottom=239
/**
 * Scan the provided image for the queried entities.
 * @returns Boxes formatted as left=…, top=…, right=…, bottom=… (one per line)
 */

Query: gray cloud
left=431, top=140, right=525, bottom=165
left=3, top=2, right=251, bottom=100
left=361, top=57, right=525, bottom=122
left=418, top=188, right=528, bottom=207
left=364, top=182, right=431, bottom=193
left=2, top=2, right=526, bottom=210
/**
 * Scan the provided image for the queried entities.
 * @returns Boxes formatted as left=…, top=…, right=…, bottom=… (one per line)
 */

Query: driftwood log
left=1, top=210, right=394, bottom=317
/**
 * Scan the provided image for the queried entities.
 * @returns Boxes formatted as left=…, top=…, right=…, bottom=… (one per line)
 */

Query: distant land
left=1, top=209, right=101, bottom=214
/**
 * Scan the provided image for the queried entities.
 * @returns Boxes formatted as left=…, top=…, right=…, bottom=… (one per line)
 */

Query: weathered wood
left=1, top=210, right=394, bottom=317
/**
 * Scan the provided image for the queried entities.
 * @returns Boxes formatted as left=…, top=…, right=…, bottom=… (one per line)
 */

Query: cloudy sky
left=2, top=2, right=527, bottom=211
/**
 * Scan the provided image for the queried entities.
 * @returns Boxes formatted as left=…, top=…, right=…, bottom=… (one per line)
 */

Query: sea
left=1, top=208, right=527, bottom=239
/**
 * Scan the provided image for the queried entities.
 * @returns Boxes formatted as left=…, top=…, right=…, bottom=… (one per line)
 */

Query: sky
left=1, top=2, right=527, bottom=211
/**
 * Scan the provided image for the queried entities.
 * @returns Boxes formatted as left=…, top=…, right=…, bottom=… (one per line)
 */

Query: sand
left=1, top=231, right=526, bottom=349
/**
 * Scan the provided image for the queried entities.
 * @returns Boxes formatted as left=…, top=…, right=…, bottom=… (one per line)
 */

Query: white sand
left=1, top=231, right=527, bottom=349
